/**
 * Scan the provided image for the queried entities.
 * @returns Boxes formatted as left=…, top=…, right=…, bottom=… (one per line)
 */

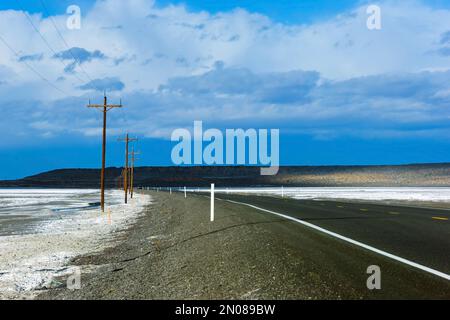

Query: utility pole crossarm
left=118, top=137, right=138, bottom=142
left=107, top=105, right=122, bottom=111
left=87, top=104, right=122, bottom=110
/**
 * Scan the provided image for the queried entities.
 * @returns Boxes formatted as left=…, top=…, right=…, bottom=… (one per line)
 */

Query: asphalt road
left=213, top=193, right=450, bottom=278
left=38, top=191, right=450, bottom=299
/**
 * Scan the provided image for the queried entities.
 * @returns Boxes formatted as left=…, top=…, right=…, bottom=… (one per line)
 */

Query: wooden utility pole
left=128, top=166, right=132, bottom=195
left=87, top=95, right=122, bottom=212
left=129, top=148, right=140, bottom=199
left=122, top=168, right=126, bottom=193
left=118, top=134, right=137, bottom=204
left=116, top=172, right=123, bottom=190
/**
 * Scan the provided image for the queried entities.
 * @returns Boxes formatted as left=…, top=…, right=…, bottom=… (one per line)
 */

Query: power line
left=15, top=0, right=87, bottom=85
left=38, top=0, right=95, bottom=83
left=0, top=33, right=69, bottom=95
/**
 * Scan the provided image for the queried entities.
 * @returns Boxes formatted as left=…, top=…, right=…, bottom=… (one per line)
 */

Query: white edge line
left=226, top=199, right=450, bottom=281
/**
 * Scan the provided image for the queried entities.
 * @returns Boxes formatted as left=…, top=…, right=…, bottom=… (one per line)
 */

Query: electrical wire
left=0, top=33, right=69, bottom=95
left=15, top=0, right=88, bottom=85
left=38, top=0, right=95, bottom=83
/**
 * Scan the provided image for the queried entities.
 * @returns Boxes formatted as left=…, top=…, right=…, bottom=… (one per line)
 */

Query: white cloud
left=1, top=0, right=450, bottom=145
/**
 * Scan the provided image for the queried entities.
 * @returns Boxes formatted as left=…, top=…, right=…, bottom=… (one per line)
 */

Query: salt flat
left=0, top=189, right=151, bottom=299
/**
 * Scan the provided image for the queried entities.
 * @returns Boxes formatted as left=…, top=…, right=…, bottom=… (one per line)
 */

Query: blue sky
left=1, top=0, right=450, bottom=179
left=0, top=1, right=368, bottom=23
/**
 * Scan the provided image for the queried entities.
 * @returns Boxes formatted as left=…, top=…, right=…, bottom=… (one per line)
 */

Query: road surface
left=38, top=191, right=450, bottom=299
left=213, top=193, right=450, bottom=277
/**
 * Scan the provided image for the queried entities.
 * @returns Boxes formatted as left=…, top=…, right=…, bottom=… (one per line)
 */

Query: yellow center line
left=432, top=217, right=448, bottom=221
left=360, top=209, right=369, bottom=212
left=337, top=205, right=344, bottom=208
left=388, top=212, right=400, bottom=215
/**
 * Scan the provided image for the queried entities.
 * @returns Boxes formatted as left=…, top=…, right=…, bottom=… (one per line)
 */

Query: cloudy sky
left=1, top=0, right=450, bottom=179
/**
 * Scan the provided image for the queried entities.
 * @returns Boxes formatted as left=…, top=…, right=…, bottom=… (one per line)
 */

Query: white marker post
left=210, top=183, right=215, bottom=222
left=170, top=188, right=172, bottom=195
left=282, top=186, right=284, bottom=198
left=184, top=186, right=187, bottom=198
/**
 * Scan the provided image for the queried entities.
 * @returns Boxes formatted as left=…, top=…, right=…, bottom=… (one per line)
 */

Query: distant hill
left=1, top=163, right=450, bottom=188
